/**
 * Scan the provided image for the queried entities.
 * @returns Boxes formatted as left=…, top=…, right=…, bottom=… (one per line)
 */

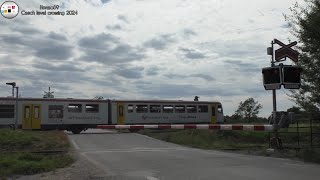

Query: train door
left=117, top=103, right=125, bottom=125
left=23, top=104, right=41, bottom=129
left=211, top=104, right=217, bottom=124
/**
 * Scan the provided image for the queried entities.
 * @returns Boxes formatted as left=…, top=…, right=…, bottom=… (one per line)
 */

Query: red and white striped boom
left=97, top=124, right=273, bottom=131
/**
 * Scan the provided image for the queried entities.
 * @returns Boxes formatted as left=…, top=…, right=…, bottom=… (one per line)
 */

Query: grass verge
left=140, top=129, right=320, bottom=164
left=0, top=129, right=74, bottom=179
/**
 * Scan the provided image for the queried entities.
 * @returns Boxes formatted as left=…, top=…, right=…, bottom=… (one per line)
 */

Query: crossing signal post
left=264, top=39, right=301, bottom=149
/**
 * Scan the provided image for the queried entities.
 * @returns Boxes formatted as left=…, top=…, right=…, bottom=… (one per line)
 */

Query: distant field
left=140, top=129, right=320, bottom=163
left=0, top=129, right=74, bottom=178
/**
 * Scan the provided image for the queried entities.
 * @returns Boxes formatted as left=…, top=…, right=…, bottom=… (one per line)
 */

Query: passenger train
left=0, top=97, right=224, bottom=134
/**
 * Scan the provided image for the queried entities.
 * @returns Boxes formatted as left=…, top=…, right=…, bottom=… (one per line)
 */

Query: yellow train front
left=0, top=98, right=224, bottom=134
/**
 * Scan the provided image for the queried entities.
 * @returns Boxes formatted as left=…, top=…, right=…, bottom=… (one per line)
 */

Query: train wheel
left=71, top=128, right=83, bottom=134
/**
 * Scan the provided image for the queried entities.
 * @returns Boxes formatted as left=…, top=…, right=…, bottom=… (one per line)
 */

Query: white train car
left=110, top=100, right=224, bottom=125
left=0, top=97, right=108, bottom=134
left=0, top=97, right=224, bottom=134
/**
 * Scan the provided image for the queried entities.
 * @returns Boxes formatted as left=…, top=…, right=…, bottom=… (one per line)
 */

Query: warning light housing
left=262, top=66, right=282, bottom=90
left=282, top=65, right=302, bottom=89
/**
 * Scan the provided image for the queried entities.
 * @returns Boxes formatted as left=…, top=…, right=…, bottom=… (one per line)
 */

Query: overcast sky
left=0, top=0, right=304, bottom=117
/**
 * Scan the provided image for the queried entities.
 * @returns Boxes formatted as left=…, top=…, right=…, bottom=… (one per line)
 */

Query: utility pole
left=271, top=40, right=277, bottom=115
left=6, top=82, right=16, bottom=97
left=15, top=86, right=19, bottom=130
left=270, top=40, right=279, bottom=147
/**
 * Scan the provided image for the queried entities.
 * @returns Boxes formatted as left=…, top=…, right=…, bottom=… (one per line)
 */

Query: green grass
left=141, top=129, right=269, bottom=150
left=0, top=153, right=73, bottom=177
left=140, top=129, right=320, bottom=163
left=0, top=129, right=70, bottom=152
left=0, top=129, right=74, bottom=179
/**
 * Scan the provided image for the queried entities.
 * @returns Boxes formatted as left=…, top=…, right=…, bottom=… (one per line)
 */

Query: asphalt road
left=68, top=129, right=320, bottom=180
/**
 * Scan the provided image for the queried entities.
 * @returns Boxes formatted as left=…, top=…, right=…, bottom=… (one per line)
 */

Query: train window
left=136, top=105, right=148, bottom=113
left=163, top=105, right=173, bottom=113
left=48, top=105, right=64, bottom=118
left=128, top=104, right=134, bottom=113
left=24, top=106, right=30, bottom=118
left=198, top=105, right=208, bottom=113
left=150, top=105, right=161, bottom=113
left=119, top=105, right=124, bottom=116
left=34, top=106, right=40, bottom=119
left=217, top=105, right=223, bottom=113
left=68, top=104, right=82, bottom=113
left=86, top=104, right=99, bottom=113
left=175, top=105, right=185, bottom=113
left=186, top=105, right=197, bottom=113
left=0, top=105, right=14, bottom=118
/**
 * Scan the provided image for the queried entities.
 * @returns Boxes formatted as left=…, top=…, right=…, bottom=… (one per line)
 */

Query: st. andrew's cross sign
left=274, top=39, right=299, bottom=63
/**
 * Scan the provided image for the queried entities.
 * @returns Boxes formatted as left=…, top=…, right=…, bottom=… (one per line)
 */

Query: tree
left=234, top=97, right=262, bottom=123
left=285, top=1, right=320, bottom=111
left=94, top=96, right=104, bottom=100
left=287, top=106, right=301, bottom=113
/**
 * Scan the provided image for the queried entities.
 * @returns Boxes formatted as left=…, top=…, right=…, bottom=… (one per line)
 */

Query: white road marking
left=146, top=176, right=159, bottom=180
left=70, top=139, right=80, bottom=150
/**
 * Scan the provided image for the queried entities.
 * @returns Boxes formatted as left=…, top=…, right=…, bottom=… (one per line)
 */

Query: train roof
left=111, top=100, right=221, bottom=104
left=0, top=97, right=221, bottom=104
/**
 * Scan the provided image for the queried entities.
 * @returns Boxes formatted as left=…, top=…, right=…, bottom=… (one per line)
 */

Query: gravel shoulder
left=15, top=140, right=111, bottom=180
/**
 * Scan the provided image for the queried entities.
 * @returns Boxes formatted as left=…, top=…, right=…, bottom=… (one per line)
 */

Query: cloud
left=179, top=48, right=206, bottom=59
left=10, top=26, right=43, bottom=35
left=165, top=73, right=215, bottom=81
left=106, top=24, right=123, bottom=31
left=146, top=67, right=161, bottom=76
left=136, top=83, right=238, bottom=98
left=78, top=33, right=119, bottom=50
left=191, top=74, right=215, bottom=81
left=78, top=33, right=145, bottom=64
left=201, top=40, right=265, bottom=58
left=182, top=29, right=197, bottom=39
left=48, top=32, right=67, bottom=41
left=35, top=43, right=73, bottom=60
left=114, top=66, right=144, bottom=79
left=224, top=60, right=260, bottom=74
left=144, top=34, right=176, bottom=50
left=165, top=74, right=215, bottom=81
left=117, top=15, right=129, bottom=23
left=0, top=32, right=73, bottom=61
left=101, top=0, right=112, bottom=4
left=32, top=61, right=83, bottom=72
